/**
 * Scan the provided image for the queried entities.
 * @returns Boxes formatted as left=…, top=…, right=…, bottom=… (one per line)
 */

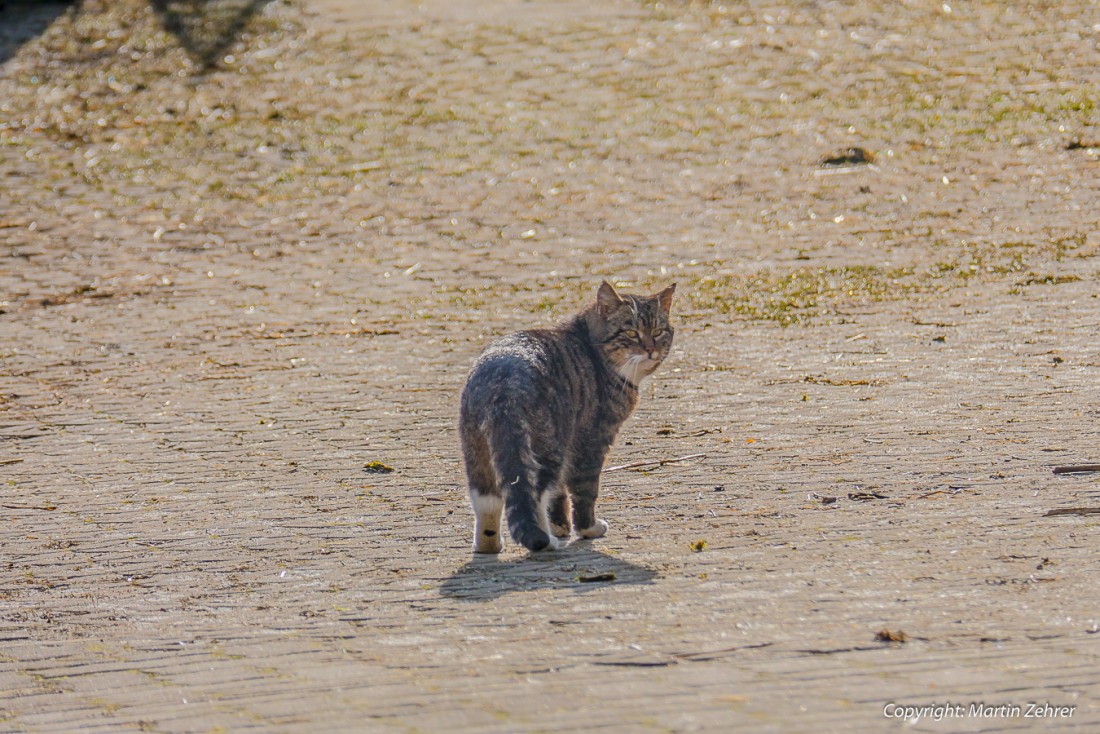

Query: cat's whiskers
left=615, top=353, right=646, bottom=397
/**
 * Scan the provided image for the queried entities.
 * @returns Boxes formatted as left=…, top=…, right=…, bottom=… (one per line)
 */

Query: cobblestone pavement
left=2, top=0, right=1099, bottom=731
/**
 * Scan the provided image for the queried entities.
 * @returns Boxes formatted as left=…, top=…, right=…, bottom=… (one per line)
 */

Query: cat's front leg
left=547, top=492, right=572, bottom=541
left=568, top=468, right=609, bottom=540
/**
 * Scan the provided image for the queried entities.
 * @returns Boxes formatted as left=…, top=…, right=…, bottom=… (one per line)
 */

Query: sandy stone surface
left=2, top=0, right=1099, bottom=731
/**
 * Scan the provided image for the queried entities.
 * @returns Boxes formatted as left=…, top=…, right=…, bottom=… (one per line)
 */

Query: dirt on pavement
left=1, top=0, right=1099, bottom=731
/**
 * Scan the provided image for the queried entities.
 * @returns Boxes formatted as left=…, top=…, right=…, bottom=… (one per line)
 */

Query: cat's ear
left=655, top=283, right=676, bottom=316
left=596, top=280, right=623, bottom=317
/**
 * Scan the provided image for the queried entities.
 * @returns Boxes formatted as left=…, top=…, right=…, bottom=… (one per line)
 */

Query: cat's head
left=587, top=280, right=676, bottom=384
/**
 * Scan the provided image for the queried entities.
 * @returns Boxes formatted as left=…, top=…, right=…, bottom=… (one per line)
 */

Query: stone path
left=1, top=0, right=1099, bottom=731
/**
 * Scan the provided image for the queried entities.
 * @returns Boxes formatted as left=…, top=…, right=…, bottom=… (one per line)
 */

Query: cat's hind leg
left=463, top=432, right=504, bottom=554
left=547, top=491, right=572, bottom=541
left=471, top=489, right=504, bottom=554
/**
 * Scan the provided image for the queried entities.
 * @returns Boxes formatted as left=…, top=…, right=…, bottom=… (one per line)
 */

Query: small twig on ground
left=1044, top=507, right=1100, bottom=517
left=917, top=486, right=966, bottom=500
left=671, top=642, right=775, bottom=660
left=0, top=458, right=24, bottom=466
left=2, top=503, right=56, bottom=511
left=1052, top=464, right=1100, bottom=474
left=606, top=453, right=707, bottom=473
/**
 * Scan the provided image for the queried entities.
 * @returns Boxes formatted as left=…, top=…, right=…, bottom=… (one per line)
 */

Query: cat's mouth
left=614, top=353, right=663, bottom=384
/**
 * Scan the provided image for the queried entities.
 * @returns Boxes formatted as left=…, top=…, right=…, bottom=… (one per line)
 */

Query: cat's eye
left=652, top=328, right=666, bottom=337
left=624, top=329, right=639, bottom=338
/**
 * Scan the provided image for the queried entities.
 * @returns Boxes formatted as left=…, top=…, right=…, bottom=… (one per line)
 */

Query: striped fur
left=459, top=281, right=675, bottom=553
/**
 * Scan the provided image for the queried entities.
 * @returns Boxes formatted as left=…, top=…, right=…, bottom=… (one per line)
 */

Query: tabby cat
left=459, top=281, right=676, bottom=553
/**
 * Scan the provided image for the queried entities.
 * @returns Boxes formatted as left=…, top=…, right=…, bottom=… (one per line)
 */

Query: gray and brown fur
left=459, top=281, right=676, bottom=553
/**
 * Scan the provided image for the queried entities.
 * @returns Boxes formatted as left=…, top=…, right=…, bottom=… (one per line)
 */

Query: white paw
left=577, top=519, right=609, bottom=539
left=544, top=534, right=563, bottom=551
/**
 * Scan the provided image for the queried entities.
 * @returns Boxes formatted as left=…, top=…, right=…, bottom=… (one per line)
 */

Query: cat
left=459, top=281, right=676, bottom=553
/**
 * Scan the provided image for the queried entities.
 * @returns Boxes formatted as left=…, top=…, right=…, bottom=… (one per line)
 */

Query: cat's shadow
left=439, top=543, right=657, bottom=601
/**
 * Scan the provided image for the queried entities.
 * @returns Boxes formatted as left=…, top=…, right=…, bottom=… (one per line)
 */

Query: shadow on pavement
left=440, top=543, right=659, bottom=601
left=149, top=0, right=274, bottom=67
left=1, top=0, right=276, bottom=70
left=0, top=1, right=79, bottom=66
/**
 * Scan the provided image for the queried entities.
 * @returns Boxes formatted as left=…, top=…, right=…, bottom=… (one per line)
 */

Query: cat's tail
left=489, top=420, right=560, bottom=553
left=505, top=479, right=560, bottom=553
